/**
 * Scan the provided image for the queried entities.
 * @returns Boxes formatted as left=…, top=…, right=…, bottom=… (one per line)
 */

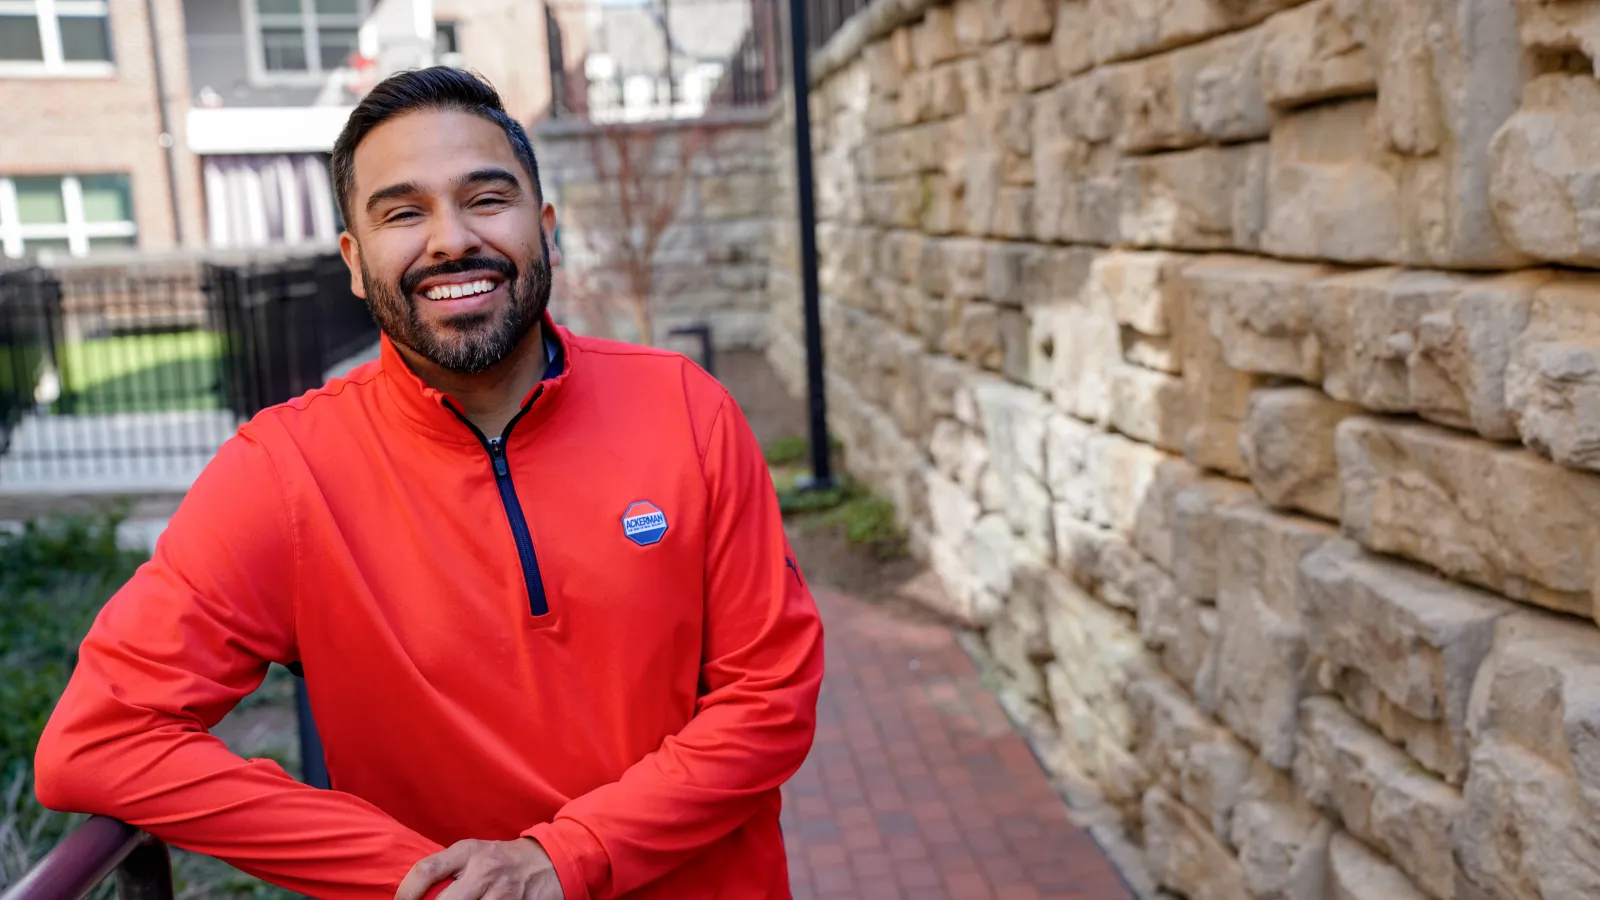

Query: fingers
left=434, top=842, right=540, bottom=900
left=396, top=840, right=478, bottom=900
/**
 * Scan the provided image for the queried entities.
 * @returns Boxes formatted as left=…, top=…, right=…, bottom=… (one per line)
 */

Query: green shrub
left=762, top=434, right=809, bottom=466
left=0, top=511, right=304, bottom=898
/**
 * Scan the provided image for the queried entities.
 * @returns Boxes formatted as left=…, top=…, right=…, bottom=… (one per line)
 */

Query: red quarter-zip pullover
left=33, top=318, right=825, bottom=899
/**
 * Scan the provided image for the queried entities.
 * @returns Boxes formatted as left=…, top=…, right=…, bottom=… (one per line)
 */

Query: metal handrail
left=0, top=817, right=173, bottom=900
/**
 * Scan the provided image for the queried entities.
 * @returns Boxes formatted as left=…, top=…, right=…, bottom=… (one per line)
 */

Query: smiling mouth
left=421, top=279, right=501, bottom=301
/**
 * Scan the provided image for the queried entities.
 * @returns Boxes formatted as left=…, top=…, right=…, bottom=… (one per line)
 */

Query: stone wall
left=765, top=0, right=1600, bottom=897
left=536, top=110, right=776, bottom=349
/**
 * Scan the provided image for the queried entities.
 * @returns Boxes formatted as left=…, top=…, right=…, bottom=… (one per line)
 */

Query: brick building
left=0, top=0, right=204, bottom=259
left=0, top=0, right=570, bottom=260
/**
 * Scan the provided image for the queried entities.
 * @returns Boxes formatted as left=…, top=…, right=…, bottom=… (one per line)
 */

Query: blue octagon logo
left=621, top=501, right=668, bottom=546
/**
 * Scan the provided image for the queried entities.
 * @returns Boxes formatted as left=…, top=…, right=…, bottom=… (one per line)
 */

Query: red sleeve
left=522, top=390, right=825, bottom=898
left=32, top=427, right=450, bottom=900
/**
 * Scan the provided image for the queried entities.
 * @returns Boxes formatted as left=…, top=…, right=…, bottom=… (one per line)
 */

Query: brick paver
left=782, top=589, right=1136, bottom=900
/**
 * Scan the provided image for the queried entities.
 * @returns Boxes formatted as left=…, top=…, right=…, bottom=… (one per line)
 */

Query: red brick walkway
left=781, top=590, right=1136, bottom=900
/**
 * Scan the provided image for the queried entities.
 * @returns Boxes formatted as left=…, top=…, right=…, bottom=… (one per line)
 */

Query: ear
left=339, top=231, right=367, bottom=299
left=541, top=201, right=561, bottom=268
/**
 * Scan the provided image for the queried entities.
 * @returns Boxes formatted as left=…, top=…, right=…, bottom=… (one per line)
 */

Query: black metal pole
left=786, top=0, right=833, bottom=490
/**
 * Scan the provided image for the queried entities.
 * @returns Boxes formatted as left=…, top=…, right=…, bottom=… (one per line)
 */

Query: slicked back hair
left=330, top=66, right=542, bottom=229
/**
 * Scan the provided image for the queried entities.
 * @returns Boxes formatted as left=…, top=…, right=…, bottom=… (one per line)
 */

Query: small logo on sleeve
left=621, top=501, right=669, bottom=546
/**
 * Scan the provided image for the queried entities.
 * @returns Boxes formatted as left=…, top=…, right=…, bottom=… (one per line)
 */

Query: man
left=34, top=67, right=824, bottom=900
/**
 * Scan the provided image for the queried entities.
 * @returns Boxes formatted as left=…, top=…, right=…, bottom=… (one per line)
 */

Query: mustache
left=400, top=256, right=518, bottom=297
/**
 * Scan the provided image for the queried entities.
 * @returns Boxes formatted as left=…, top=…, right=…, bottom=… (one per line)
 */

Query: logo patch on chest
left=621, top=500, right=669, bottom=546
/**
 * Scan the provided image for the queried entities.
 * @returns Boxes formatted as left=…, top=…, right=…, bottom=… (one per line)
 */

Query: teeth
left=425, top=280, right=496, bottom=300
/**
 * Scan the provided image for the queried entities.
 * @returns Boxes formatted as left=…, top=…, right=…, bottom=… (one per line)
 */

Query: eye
left=385, top=210, right=420, bottom=223
left=472, top=196, right=507, bottom=208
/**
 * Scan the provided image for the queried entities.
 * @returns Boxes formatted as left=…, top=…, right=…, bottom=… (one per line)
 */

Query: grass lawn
left=54, top=331, right=225, bottom=415
left=0, top=510, right=306, bottom=899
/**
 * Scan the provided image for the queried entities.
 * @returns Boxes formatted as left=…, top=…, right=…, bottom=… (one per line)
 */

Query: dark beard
left=359, top=232, right=552, bottom=375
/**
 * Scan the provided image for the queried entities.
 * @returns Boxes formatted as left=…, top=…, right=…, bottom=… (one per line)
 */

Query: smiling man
left=33, top=67, right=824, bottom=900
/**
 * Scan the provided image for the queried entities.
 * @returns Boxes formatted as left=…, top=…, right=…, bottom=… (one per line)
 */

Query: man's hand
left=396, top=838, right=564, bottom=900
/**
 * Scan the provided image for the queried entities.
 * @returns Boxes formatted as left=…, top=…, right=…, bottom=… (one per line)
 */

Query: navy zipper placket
left=446, top=390, right=550, bottom=618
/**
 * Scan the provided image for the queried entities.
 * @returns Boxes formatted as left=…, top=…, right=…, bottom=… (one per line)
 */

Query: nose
left=424, top=204, right=481, bottom=261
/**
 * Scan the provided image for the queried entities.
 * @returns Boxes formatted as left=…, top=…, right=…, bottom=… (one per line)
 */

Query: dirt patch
left=714, top=348, right=810, bottom=448
left=715, top=348, right=959, bottom=628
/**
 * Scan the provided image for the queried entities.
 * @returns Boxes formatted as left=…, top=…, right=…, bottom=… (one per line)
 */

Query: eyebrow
left=363, top=168, right=523, bottom=215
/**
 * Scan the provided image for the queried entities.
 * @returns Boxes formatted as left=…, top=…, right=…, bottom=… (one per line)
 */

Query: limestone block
left=1170, top=477, right=1258, bottom=602
left=974, top=380, right=1054, bottom=558
left=1513, top=0, right=1600, bottom=64
left=1088, top=0, right=1308, bottom=66
left=1465, top=611, right=1600, bottom=782
left=1366, top=0, right=1530, bottom=268
left=1214, top=502, right=1336, bottom=767
left=1138, top=585, right=1221, bottom=699
left=987, top=615, right=1049, bottom=705
left=1231, top=788, right=1333, bottom=900
left=1336, top=416, right=1600, bottom=620
left=1049, top=255, right=1123, bottom=424
left=983, top=42, right=1022, bottom=100
left=1045, top=412, right=1096, bottom=520
left=972, top=511, right=1031, bottom=605
left=1041, top=570, right=1156, bottom=803
left=1009, top=565, right=1063, bottom=659
left=1299, top=539, right=1513, bottom=786
left=1508, top=272, right=1600, bottom=471
left=1084, top=431, right=1176, bottom=538
left=956, top=427, right=989, bottom=496
left=1016, top=46, right=1058, bottom=95
left=1099, top=250, right=1192, bottom=339
left=998, top=308, right=1031, bottom=385
left=946, top=300, right=1006, bottom=372
left=1240, top=387, right=1362, bottom=521
left=953, top=0, right=1008, bottom=49
left=1258, top=0, right=1375, bottom=110
left=1022, top=245, right=1098, bottom=309
left=1294, top=698, right=1464, bottom=899
left=1185, top=254, right=1332, bottom=382
left=1039, top=138, right=1123, bottom=245
left=1113, top=29, right=1270, bottom=155
left=1124, top=334, right=1183, bottom=375
left=921, top=352, right=974, bottom=423
left=1131, top=453, right=1205, bottom=574
left=992, top=187, right=1034, bottom=239
left=1119, top=143, right=1268, bottom=252
left=911, top=6, right=961, bottom=70
left=1004, top=0, right=1055, bottom=40
left=928, top=418, right=967, bottom=481
left=1180, top=273, right=1260, bottom=479
left=1110, top=363, right=1188, bottom=453
left=1101, top=528, right=1184, bottom=617
left=1263, top=99, right=1406, bottom=265
left=1052, top=0, right=1094, bottom=76
left=1414, top=270, right=1547, bottom=441
left=1129, top=676, right=1253, bottom=839
left=1143, top=787, right=1253, bottom=900
left=1056, top=68, right=1121, bottom=144
left=1308, top=267, right=1476, bottom=412
left=1328, top=833, right=1428, bottom=900
left=1454, top=736, right=1600, bottom=900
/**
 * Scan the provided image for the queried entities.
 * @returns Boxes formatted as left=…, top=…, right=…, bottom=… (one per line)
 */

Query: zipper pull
left=488, top=438, right=509, bottom=477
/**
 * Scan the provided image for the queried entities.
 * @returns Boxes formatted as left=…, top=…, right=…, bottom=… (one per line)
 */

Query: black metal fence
left=546, top=0, right=784, bottom=120
left=803, top=0, right=871, bottom=51
left=0, top=253, right=377, bottom=486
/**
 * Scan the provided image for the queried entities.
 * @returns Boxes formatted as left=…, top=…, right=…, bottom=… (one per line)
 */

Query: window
left=434, top=20, right=460, bottom=67
left=0, top=174, right=137, bottom=259
left=249, top=0, right=366, bottom=77
left=0, top=0, right=112, bottom=73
